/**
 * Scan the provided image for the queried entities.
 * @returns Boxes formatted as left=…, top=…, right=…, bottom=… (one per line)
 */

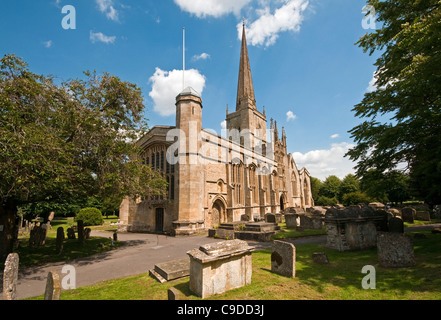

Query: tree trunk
left=0, top=199, right=19, bottom=263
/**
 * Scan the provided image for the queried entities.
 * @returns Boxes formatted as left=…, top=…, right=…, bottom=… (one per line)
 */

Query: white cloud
left=292, top=142, right=356, bottom=180
left=149, top=68, right=206, bottom=117
left=330, top=134, right=339, bottom=139
left=174, top=0, right=252, bottom=18
left=96, top=0, right=119, bottom=21
left=43, top=40, right=53, bottom=48
left=286, top=111, right=297, bottom=122
left=193, top=53, right=211, bottom=61
left=90, top=31, right=116, bottom=44
left=239, top=0, right=309, bottom=47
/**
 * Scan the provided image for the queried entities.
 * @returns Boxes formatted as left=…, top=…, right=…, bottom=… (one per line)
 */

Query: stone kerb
left=187, top=239, right=253, bottom=299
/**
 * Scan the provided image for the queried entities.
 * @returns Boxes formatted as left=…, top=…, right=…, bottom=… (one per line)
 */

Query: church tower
left=173, top=87, right=205, bottom=235
left=226, top=23, right=267, bottom=153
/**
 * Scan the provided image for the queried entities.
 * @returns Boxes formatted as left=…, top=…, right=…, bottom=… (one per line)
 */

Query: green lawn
left=10, top=217, right=120, bottom=268
left=27, top=230, right=441, bottom=300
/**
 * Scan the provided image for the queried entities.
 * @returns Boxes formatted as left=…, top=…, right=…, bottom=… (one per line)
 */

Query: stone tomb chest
left=187, top=239, right=253, bottom=299
left=324, top=206, right=388, bottom=251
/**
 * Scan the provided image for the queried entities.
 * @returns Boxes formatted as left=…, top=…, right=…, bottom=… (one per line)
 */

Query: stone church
left=119, top=25, right=314, bottom=235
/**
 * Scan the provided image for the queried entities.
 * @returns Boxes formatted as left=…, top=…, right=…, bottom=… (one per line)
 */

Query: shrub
left=75, top=207, right=104, bottom=226
left=342, top=192, right=373, bottom=206
left=316, top=196, right=338, bottom=206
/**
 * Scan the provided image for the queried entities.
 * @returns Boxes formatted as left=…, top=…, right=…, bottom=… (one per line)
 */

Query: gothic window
left=144, top=145, right=174, bottom=201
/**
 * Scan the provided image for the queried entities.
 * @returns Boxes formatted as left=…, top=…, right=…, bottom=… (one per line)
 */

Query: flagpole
left=183, top=27, right=185, bottom=91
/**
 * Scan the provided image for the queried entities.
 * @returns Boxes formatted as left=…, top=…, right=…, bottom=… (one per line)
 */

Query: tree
left=339, top=174, right=360, bottom=202
left=319, top=175, right=342, bottom=200
left=309, top=177, right=323, bottom=203
left=0, top=54, right=167, bottom=261
left=345, top=0, right=441, bottom=206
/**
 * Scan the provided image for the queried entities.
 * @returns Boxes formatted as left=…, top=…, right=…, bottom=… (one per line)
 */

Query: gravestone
left=77, top=220, right=84, bottom=244
left=388, top=217, right=404, bottom=233
left=44, top=271, right=61, bottom=300
left=56, top=227, right=64, bottom=254
left=67, top=227, right=76, bottom=239
left=312, top=252, right=329, bottom=264
left=377, top=232, right=415, bottom=267
left=168, top=287, right=180, bottom=300
left=401, top=207, right=415, bottom=223
left=84, top=228, right=91, bottom=239
left=284, top=213, right=298, bottom=229
left=415, top=211, right=431, bottom=221
left=271, top=240, right=296, bottom=278
left=113, top=231, right=118, bottom=241
left=187, top=239, right=252, bottom=299
left=29, top=225, right=47, bottom=247
left=265, top=213, right=276, bottom=223
left=2, top=253, right=19, bottom=300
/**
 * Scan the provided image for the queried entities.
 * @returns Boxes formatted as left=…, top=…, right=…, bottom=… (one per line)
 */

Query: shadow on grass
left=292, top=231, right=441, bottom=298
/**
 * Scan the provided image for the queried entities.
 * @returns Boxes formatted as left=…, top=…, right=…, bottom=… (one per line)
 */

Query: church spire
left=236, top=22, right=256, bottom=111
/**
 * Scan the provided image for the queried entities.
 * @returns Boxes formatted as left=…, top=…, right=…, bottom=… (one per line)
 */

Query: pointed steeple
left=236, top=23, right=256, bottom=111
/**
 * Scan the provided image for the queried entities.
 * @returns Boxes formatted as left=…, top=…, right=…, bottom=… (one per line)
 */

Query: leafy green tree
left=345, top=0, right=441, bottom=206
left=0, top=54, right=167, bottom=261
left=309, top=177, right=323, bottom=203
left=319, top=175, right=342, bottom=200
left=339, top=174, right=360, bottom=202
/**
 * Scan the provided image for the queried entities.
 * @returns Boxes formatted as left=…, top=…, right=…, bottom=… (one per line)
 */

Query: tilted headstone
left=29, top=225, right=47, bottom=247
left=44, top=271, right=61, bottom=300
left=271, top=240, right=296, bottom=278
left=2, top=253, right=19, bottom=300
left=84, top=228, right=91, bottom=239
left=56, top=227, right=64, bottom=254
left=67, top=227, right=76, bottom=239
left=377, top=232, right=415, bottom=267
left=388, top=217, right=404, bottom=233
left=401, top=207, right=415, bottom=223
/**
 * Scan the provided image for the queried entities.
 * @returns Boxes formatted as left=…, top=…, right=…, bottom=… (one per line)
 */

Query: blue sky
left=0, top=0, right=380, bottom=181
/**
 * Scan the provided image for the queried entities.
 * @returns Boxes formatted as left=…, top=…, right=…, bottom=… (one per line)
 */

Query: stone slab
left=154, top=258, right=190, bottom=281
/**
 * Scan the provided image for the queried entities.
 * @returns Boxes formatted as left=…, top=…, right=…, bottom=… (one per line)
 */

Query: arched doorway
left=155, top=208, right=164, bottom=233
left=211, top=199, right=226, bottom=226
left=280, top=194, right=286, bottom=212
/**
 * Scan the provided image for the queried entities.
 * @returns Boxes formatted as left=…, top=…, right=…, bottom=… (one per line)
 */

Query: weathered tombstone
left=48, top=211, right=55, bottom=222
left=387, top=208, right=401, bottom=217
left=187, top=239, right=252, bottom=299
left=44, top=271, right=61, bottom=300
left=401, top=207, right=415, bottom=223
left=415, top=211, right=431, bottom=221
left=265, top=213, right=276, bottom=223
left=67, top=227, right=76, bottom=239
left=84, top=228, right=91, bottom=239
left=29, top=225, right=47, bottom=247
left=284, top=214, right=298, bottom=229
left=56, top=227, right=64, bottom=254
left=113, top=231, right=118, bottom=241
left=168, top=287, right=180, bottom=300
left=388, top=217, right=404, bottom=233
left=271, top=240, right=296, bottom=278
left=312, top=252, right=329, bottom=264
left=77, top=220, right=84, bottom=244
left=2, top=253, right=19, bottom=300
left=377, top=232, right=415, bottom=267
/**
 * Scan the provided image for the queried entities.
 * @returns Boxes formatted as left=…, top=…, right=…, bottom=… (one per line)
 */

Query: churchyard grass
left=10, top=217, right=120, bottom=268
left=27, top=230, right=441, bottom=300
